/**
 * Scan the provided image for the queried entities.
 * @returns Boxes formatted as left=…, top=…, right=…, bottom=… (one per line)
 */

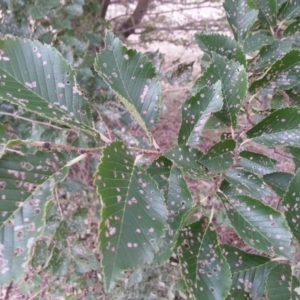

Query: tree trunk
left=117, top=0, right=151, bottom=38
left=100, top=0, right=111, bottom=19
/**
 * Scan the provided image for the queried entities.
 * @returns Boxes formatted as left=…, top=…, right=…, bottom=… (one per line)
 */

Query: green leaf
left=195, top=33, right=246, bottom=67
left=283, top=20, right=300, bottom=47
left=94, top=32, right=161, bottom=145
left=282, top=168, right=300, bottom=244
left=217, top=192, right=293, bottom=259
left=192, top=53, right=247, bottom=128
left=148, top=160, right=193, bottom=264
left=221, top=245, right=278, bottom=299
left=253, top=0, right=277, bottom=27
left=246, top=107, right=300, bottom=147
left=263, top=172, right=293, bottom=197
left=199, top=139, right=235, bottom=171
left=0, top=38, right=96, bottom=137
left=94, top=141, right=168, bottom=291
left=249, top=40, right=292, bottom=71
left=225, top=169, right=273, bottom=199
left=249, top=50, right=300, bottom=95
left=29, top=0, right=60, bottom=19
left=178, top=81, right=223, bottom=146
left=0, top=151, right=69, bottom=285
left=239, top=150, right=276, bottom=175
left=280, top=0, right=300, bottom=20
left=243, top=32, right=274, bottom=54
left=175, top=217, right=231, bottom=300
left=147, top=156, right=172, bottom=198
left=287, top=145, right=300, bottom=169
left=223, top=0, right=258, bottom=43
left=164, top=145, right=208, bottom=179
left=266, top=264, right=292, bottom=300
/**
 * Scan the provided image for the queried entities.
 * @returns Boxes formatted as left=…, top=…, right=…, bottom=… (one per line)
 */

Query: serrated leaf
left=283, top=20, right=300, bottom=47
left=263, top=172, right=293, bottom=197
left=195, top=33, right=246, bottom=67
left=253, top=0, right=277, bottom=27
left=192, top=53, right=247, bottom=128
left=246, top=107, right=300, bottom=147
left=0, top=151, right=69, bottom=285
left=199, top=139, right=235, bottom=171
left=178, top=81, right=223, bottom=146
left=282, top=168, right=300, bottom=245
left=225, top=169, right=273, bottom=199
left=164, top=145, right=208, bottom=179
left=249, top=40, right=292, bottom=71
left=287, top=145, right=300, bottom=169
left=249, top=50, right=300, bottom=95
left=239, top=150, right=276, bottom=175
left=266, top=264, right=292, bottom=300
left=280, top=0, right=300, bottom=20
left=148, top=160, right=193, bottom=264
left=0, top=38, right=96, bottom=137
left=94, top=141, right=168, bottom=291
left=243, top=32, right=274, bottom=54
left=221, top=245, right=278, bottom=299
left=223, top=0, right=259, bottom=43
left=94, top=32, right=161, bottom=144
left=175, top=217, right=231, bottom=300
left=147, top=156, right=172, bottom=198
left=217, top=192, right=293, bottom=259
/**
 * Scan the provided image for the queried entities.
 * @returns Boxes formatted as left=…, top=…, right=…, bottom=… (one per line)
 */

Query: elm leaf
left=94, top=141, right=168, bottom=291
left=221, top=245, right=278, bottom=299
left=217, top=192, right=293, bottom=260
left=0, top=38, right=96, bottom=137
left=175, top=217, right=231, bottom=300
left=223, top=0, right=258, bottom=43
left=178, top=81, right=223, bottom=146
left=246, top=107, right=300, bottom=147
left=94, top=32, right=161, bottom=145
left=0, top=151, right=69, bottom=285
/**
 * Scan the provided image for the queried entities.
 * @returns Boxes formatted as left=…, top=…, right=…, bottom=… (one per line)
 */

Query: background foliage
left=2, top=0, right=300, bottom=299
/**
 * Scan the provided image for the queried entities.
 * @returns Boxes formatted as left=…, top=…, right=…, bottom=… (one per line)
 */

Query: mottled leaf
left=94, top=32, right=161, bottom=144
left=164, top=145, right=208, bottom=179
left=176, top=217, right=231, bottom=300
left=222, top=245, right=278, bottom=299
left=178, top=81, right=223, bottom=146
left=287, top=145, right=300, bottom=170
left=94, top=141, right=168, bottom=291
left=223, top=0, right=258, bottom=43
left=0, top=151, right=69, bottom=285
left=282, top=169, right=300, bottom=245
left=266, top=264, right=292, bottom=300
left=263, top=172, right=293, bottom=197
left=283, top=20, right=300, bottom=47
left=225, top=169, right=273, bottom=199
left=246, top=107, right=300, bottom=147
left=217, top=192, right=293, bottom=259
left=280, top=0, right=300, bottom=20
left=192, top=53, right=247, bottom=128
left=249, top=40, right=292, bottom=71
left=0, top=38, right=96, bottom=137
left=243, top=32, right=274, bottom=54
left=199, top=139, right=235, bottom=171
left=249, top=50, right=300, bottom=95
left=195, top=33, right=246, bottom=67
left=239, top=150, right=276, bottom=175
left=148, top=160, right=193, bottom=264
left=253, top=0, right=277, bottom=27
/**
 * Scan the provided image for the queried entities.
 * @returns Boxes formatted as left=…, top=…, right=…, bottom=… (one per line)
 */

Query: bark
left=100, top=0, right=111, bottom=19
left=117, top=0, right=151, bottom=38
